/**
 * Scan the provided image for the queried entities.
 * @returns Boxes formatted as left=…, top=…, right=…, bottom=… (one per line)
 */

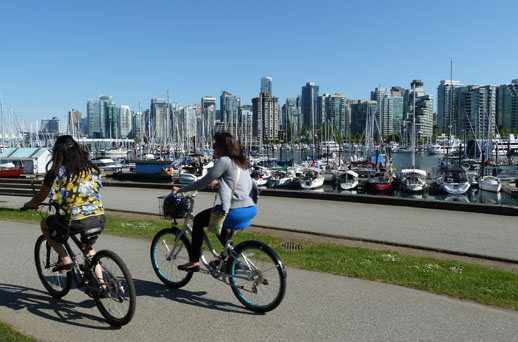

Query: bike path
left=4, top=185, right=516, bottom=262
left=1, top=220, right=517, bottom=342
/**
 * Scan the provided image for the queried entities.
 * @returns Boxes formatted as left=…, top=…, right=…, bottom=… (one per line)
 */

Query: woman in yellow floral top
left=24, top=135, right=106, bottom=272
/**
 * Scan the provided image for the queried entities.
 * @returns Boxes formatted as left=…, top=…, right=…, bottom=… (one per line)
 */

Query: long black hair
left=213, top=132, right=249, bottom=169
left=45, top=135, right=99, bottom=183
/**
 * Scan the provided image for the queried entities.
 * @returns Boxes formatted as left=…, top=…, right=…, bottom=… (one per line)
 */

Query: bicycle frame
left=168, top=194, right=255, bottom=283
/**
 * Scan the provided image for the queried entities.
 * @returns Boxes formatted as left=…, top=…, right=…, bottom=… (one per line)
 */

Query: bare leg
left=41, top=218, right=72, bottom=266
left=88, top=248, right=106, bottom=289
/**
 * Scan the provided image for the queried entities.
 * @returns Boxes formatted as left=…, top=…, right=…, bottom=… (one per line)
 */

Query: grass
left=1, top=208, right=518, bottom=311
left=0, top=321, right=38, bottom=342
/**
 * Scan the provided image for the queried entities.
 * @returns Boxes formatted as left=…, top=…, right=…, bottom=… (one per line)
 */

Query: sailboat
left=478, top=109, right=501, bottom=193
left=400, top=82, right=427, bottom=192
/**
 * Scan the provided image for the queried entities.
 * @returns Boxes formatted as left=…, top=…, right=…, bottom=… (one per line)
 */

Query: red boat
left=366, top=173, right=393, bottom=192
left=0, top=168, right=24, bottom=177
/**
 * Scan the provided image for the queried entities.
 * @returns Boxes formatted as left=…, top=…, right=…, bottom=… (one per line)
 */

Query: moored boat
left=299, top=168, right=325, bottom=190
left=478, top=175, right=501, bottom=193
left=435, top=166, right=470, bottom=195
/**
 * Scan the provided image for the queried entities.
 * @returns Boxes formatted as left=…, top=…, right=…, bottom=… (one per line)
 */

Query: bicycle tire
left=150, top=227, right=193, bottom=288
left=34, top=235, right=72, bottom=298
left=227, top=240, right=287, bottom=313
left=92, top=250, right=136, bottom=326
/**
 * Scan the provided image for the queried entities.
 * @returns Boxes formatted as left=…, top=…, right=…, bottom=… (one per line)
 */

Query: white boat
left=399, top=168, right=427, bottom=192
left=426, top=144, right=446, bottom=155
left=267, top=169, right=297, bottom=188
left=339, top=170, right=359, bottom=190
left=299, top=168, right=325, bottom=190
left=478, top=175, right=501, bottom=193
left=91, top=158, right=124, bottom=173
left=435, top=166, right=471, bottom=195
left=102, top=148, right=129, bottom=159
left=179, top=160, right=214, bottom=184
left=250, top=166, right=271, bottom=187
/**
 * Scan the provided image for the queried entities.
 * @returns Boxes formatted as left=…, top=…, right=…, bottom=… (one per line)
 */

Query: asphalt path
left=1, top=220, right=518, bottom=341
left=5, top=185, right=515, bottom=262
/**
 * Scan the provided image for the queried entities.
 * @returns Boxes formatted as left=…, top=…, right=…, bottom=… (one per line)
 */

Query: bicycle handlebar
left=20, top=202, right=59, bottom=212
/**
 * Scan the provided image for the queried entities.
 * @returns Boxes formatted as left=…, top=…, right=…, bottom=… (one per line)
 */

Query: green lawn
left=0, top=322, right=38, bottom=342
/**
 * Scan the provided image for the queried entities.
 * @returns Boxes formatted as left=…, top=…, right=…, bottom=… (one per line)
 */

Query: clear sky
left=1, top=0, right=517, bottom=125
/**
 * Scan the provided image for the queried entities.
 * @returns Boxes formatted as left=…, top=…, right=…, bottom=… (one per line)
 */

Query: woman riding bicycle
left=173, top=132, right=258, bottom=272
left=23, top=135, right=106, bottom=273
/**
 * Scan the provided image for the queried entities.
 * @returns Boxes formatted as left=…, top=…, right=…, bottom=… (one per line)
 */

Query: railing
left=0, top=178, right=41, bottom=197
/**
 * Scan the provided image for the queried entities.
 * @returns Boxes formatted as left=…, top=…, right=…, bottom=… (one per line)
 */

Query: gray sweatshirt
left=181, top=156, right=255, bottom=212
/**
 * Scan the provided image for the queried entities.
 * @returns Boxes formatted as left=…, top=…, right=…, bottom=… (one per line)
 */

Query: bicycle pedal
left=208, top=260, right=221, bottom=269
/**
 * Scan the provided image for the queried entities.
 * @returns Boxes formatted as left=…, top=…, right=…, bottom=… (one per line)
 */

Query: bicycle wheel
left=92, top=250, right=136, bottom=326
left=34, top=235, right=72, bottom=298
left=150, top=227, right=193, bottom=288
left=227, top=240, right=287, bottom=313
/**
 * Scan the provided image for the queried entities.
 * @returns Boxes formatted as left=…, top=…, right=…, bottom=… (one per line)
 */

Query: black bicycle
left=24, top=202, right=136, bottom=326
left=150, top=192, right=287, bottom=313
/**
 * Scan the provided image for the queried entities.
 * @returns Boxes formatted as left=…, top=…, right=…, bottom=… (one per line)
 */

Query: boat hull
left=300, top=177, right=324, bottom=190
left=0, top=168, right=24, bottom=177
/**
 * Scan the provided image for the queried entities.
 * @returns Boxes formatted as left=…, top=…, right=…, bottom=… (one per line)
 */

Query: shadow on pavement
left=133, top=278, right=261, bottom=315
left=0, top=283, right=120, bottom=329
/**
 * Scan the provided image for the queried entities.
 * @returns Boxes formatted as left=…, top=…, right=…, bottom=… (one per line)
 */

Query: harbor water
left=269, top=149, right=518, bottom=206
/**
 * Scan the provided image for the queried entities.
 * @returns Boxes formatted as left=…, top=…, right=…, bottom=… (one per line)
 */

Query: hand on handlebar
left=21, top=201, right=37, bottom=211
left=172, top=186, right=182, bottom=194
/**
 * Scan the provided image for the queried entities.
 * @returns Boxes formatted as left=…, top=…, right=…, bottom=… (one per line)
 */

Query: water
left=270, top=148, right=518, bottom=206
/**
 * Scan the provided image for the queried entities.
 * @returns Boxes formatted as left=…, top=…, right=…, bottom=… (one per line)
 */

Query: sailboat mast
left=412, top=82, right=416, bottom=168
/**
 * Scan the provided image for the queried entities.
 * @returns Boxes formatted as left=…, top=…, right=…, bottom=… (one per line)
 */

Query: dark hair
left=213, top=132, right=248, bottom=169
left=44, top=135, right=99, bottom=184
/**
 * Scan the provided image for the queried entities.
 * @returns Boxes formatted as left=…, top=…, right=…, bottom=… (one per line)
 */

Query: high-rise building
left=41, top=117, right=60, bottom=135
left=437, top=80, right=463, bottom=135
left=68, top=109, right=82, bottom=136
left=151, top=98, right=168, bottom=142
left=239, top=105, right=254, bottom=148
left=497, top=80, right=518, bottom=132
left=252, top=92, right=280, bottom=144
left=457, top=85, right=497, bottom=140
left=261, top=76, right=272, bottom=94
left=119, top=105, right=132, bottom=138
left=132, top=111, right=145, bottom=139
left=371, top=87, right=393, bottom=138
left=301, top=82, right=319, bottom=131
left=99, top=95, right=114, bottom=138
left=88, top=94, right=114, bottom=138
left=391, top=87, right=405, bottom=136
left=105, top=103, right=119, bottom=138
left=201, top=96, right=217, bottom=138
left=282, top=98, right=301, bottom=137
left=348, top=100, right=377, bottom=136
left=220, top=91, right=239, bottom=130
left=87, top=99, right=101, bottom=138
left=322, top=94, right=349, bottom=139
left=403, top=80, right=434, bottom=140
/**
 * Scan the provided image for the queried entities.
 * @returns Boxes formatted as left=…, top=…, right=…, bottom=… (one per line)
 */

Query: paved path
left=5, top=185, right=516, bottom=261
left=1, top=220, right=518, bottom=341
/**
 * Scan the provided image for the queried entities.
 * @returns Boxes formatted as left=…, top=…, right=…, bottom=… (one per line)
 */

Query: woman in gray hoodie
left=173, top=132, right=258, bottom=272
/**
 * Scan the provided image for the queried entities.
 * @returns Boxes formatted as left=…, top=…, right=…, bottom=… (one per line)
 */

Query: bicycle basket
left=158, top=194, right=188, bottom=219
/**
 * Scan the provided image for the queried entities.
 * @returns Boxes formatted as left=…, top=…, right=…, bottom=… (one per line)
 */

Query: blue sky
left=1, top=0, right=517, bottom=125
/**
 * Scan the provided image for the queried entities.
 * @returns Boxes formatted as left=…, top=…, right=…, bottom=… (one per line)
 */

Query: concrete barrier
left=100, top=179, right=518, bottom=216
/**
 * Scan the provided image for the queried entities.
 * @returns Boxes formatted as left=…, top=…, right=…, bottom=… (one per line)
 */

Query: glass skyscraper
left=261, top=76, right=272, bottom=94
left=301, top=82, right=319, bottom=131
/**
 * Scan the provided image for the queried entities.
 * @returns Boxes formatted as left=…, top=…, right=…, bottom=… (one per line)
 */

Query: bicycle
left=150, top=192, right=287, bottom=313
left=23, top=202, right=136, bottom=326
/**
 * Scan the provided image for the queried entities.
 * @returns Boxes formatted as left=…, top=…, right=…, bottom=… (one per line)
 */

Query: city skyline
left=1, top=0, right=517, bottom=123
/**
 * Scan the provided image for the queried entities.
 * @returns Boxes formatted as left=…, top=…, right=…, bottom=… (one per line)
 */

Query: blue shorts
left=214, top=205, right=257, bottom=230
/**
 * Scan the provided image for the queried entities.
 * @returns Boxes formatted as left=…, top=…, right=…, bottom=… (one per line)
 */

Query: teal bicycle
left=150, top=192, right=287, bottom=313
